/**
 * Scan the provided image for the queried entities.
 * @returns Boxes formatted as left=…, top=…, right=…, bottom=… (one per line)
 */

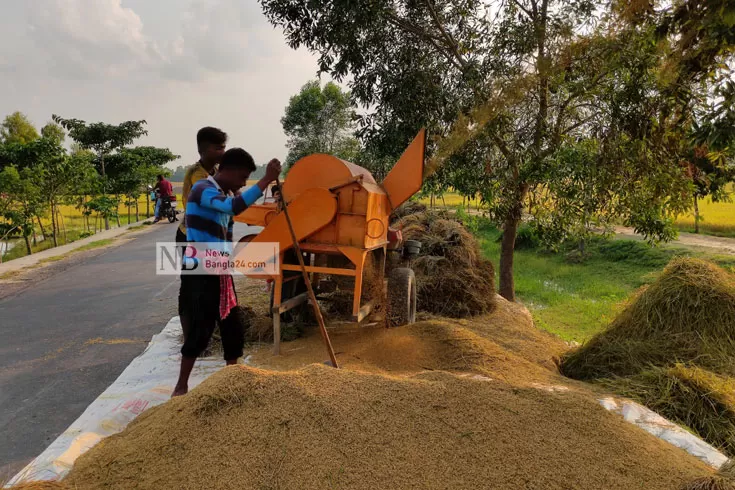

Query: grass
left=475, top=223, right=735, bottom=342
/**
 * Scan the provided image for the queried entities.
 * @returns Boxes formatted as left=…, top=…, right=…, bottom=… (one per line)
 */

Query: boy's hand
left=264, top=159, right=282, bottom=182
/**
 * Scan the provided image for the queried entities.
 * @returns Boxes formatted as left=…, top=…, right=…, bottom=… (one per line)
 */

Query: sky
left=0, top=0, right=322, bottom=169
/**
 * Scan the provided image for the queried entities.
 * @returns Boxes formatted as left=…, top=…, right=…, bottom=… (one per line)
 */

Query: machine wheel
left=167, top=211, right=176, bottom=223
left=387, top=267, right=417, bottom=327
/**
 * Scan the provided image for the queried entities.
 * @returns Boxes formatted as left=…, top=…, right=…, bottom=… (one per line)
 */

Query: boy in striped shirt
left=173, top=148, right=281, bottom=397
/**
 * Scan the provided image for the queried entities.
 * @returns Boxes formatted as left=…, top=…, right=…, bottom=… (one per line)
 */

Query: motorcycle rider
left=153, top=174, right=174, bottom=223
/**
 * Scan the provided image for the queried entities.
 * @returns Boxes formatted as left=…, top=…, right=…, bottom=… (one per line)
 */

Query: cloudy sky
left=0, top=0, right=323, bottom=169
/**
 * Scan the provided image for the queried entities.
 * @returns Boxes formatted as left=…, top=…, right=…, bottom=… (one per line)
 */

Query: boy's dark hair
left=196, top=127, right=227, bottom=150
left=156, top=174, right=164, bottom=181
left=271, top=184, right=281, bottom=194
left=219, top=148, right=256, bottom=172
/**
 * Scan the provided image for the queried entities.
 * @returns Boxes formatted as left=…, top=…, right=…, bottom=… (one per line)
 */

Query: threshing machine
left=233, top=129, right=426, bottom=346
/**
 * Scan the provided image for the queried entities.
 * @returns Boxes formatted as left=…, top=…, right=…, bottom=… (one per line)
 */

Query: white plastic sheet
left=599, top=397, right=729, bottom=469
left=6, top=316, right=224, bottom=486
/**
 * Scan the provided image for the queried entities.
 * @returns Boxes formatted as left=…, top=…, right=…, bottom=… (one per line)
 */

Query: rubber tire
left=388, top=267, right=417, bottom=327
left=167, top=210, right=176, bottom=223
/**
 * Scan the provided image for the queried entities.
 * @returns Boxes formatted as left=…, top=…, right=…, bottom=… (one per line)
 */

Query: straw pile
left=389, top=200, right=427, bottom=223
left=394, top=210, right=496, bottom=317
left=561, top=258, right=735, bottom=379
left=560, top=258, right=735, bottom=456
left=59, top=364, right=711, bottom=490
left=680, top=459, right=735, bottom=490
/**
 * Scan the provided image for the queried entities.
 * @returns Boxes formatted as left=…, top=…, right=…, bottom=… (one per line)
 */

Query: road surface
left=0, top=222, right=260, bottom=479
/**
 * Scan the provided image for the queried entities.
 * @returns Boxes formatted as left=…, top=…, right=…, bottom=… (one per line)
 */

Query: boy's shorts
left=179, top=274, right=244, bottom=360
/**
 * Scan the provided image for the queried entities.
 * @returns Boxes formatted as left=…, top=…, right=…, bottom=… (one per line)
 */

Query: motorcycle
left=149, top=186, right=179, bottom=223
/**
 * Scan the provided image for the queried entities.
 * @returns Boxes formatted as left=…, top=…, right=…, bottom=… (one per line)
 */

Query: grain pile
left=394, top=209, right=496, bottom=317
left=560, top=258, right=735, bottom=456
left=61, top=364, right=711, bottom=490
left=248, top=295, right=565, bottom=385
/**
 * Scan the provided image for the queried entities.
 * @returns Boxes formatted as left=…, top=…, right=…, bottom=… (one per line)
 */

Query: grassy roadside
left=475, top=223, right=735, bottom=343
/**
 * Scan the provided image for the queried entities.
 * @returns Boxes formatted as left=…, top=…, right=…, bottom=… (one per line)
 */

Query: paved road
left=0, top=223, right=184, bottom=479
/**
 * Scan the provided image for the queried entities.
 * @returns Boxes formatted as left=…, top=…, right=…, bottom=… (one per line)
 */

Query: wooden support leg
left=352, top=262, right=364, bottom=319
left=272, top=273, right=283, bottom=355
left=273, top=313, right=281, bottom=356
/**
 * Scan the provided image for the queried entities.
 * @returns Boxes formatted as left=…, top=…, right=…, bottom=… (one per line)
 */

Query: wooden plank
left=271, top=292, right=309, bottom=314
left=281, top=264, right=356, bottom=276
left=355, top=300, right=375, bottom=323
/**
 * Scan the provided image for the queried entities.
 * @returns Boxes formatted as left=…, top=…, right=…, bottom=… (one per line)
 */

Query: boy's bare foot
left=171, top=385, right=188, bottom=397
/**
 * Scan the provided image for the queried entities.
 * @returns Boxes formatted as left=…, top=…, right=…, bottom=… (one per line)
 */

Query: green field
left=420, top=191, right=735, bottom=238
left=475, top=222, right=735, bottom=342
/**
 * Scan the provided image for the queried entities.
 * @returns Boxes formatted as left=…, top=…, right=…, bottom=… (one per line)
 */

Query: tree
left=41, top=122, right=66, bottom=144
left=170, top=165, right=188, bottom=182
left=30, top=144, right=95, bottom=247
left=281, top=80, right=360, bottom=167
left=105, top=146, right=179, bottom=222
left=0, top=112, right=39, bottom=145
left=261, top=0, right=734, bottom=300
left=0, top=165, right=40, bottom=256
left=52, top=115, right=147, bottom=229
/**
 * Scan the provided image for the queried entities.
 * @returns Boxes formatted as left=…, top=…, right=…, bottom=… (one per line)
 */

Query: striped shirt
left=186, top=176, right=262, bottom=248
left=178, top=161, right=215, bottom=235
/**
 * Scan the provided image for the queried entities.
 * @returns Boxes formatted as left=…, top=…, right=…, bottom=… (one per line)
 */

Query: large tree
left=52, top=115, right=147, bottom=229
left=261, top=0, right=734, bottom=300
left=0, top=112, right=39, bottom=145
left=281, top=80, right=360, bottom=167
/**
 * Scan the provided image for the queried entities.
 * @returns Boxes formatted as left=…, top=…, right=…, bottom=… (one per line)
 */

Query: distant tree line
left=0, top=111, right=178, bottom=256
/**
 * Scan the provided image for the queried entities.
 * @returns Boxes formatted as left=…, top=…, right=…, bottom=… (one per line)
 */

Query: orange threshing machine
left=234, top=129, right=426, bottom=347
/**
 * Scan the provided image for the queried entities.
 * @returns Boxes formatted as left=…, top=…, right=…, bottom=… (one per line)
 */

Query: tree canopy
left=262, top=0, right=735, bottom=300
left=281, top=80, right=360, bottom=167
left=1, top=111, right=39, bottom=145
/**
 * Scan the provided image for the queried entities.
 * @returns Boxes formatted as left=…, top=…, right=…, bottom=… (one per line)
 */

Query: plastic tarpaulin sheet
left=6, top=316, right=224, bottom=486
left=599, top=397, right=728, bottom=469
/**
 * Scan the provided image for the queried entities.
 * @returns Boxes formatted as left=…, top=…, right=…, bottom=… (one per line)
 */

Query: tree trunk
left=127, top=201, right=131, bottom=225
left=693, top=194, right=700, bottom=234
left=59, top=210, right=67, bottom=244
left=441, top=195, right=446, bottom=207
left=32, top=223, right=37, bottom=245
left=115, top=195, right=121, bottom=228
left=36, top=216, right=47, bottom=242
left=50, top=203, right=58, bottom=247
left=135, top=199, right=139, bottom=222
left=499, top=214, right=520, bottom=301
left=101, top=154, right=110, bottom=231
left=146, top=192, right=151, bottom=218
left=24, top=234, right=32, bottom=255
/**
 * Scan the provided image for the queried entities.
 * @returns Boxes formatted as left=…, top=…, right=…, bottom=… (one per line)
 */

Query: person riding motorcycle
left=151, top=175, right=177, bottom=223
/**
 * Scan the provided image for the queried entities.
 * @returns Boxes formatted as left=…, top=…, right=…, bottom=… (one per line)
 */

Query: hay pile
left=394, top=210, right=496, bottom=317
left=389, top=200, right=427, bottom=223
left=681, top=459, right=735, bottom=490
left=59, top=364, right=711, bottom=490
left=560, top=258, right=735, bottom=456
